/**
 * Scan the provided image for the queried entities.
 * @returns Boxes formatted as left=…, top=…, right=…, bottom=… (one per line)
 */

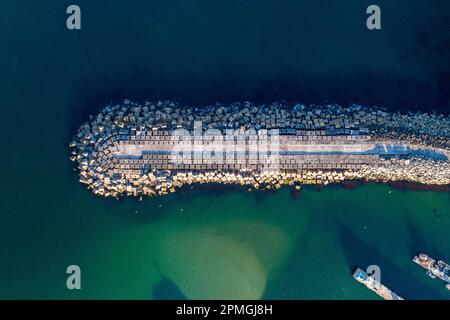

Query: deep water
left=0, top=0, right=449, bottom=299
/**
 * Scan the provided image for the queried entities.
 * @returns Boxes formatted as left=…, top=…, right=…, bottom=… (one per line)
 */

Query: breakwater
left=70, top=100, right=450, bottom=198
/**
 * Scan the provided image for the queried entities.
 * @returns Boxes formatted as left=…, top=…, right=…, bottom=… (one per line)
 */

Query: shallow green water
left=2, top=183, right=449, bottom=299
left=0, top=0, right=449, bottom=299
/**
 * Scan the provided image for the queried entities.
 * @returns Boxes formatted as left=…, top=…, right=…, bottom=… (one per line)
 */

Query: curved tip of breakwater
left=69, top=100, right=450, bottom=198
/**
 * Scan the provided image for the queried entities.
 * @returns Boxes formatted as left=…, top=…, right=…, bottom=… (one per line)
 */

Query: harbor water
left=0, top=0, right=449, bottom=299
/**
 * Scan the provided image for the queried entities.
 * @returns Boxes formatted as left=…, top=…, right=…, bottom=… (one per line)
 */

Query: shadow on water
left=262, top=218, right=317, bottom=299
left=152, top=277, right=188, bottom=300
left=152, top=258, right=187, bottom=300
left=406, top=216, right=446, bottom=261
left=339, top=224, right=445, bottom=300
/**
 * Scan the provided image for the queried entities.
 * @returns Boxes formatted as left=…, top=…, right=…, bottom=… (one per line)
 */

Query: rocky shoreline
left=70, top=100, right=450, bottom=198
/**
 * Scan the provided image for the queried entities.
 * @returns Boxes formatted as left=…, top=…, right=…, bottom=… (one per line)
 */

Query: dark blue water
left=0, top=0, right=449, bottom=299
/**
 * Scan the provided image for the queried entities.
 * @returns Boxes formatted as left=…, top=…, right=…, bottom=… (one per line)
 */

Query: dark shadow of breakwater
left=262, top=219, right=315, bottom=300
left=339, top=224, right=445, bottom=300
left=152, top=277, right=188, bottom=300
left=152, top=258, right=187, bottom=300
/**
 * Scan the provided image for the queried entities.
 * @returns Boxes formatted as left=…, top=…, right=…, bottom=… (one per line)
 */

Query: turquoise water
left=0, top=1, right=449, bottom=299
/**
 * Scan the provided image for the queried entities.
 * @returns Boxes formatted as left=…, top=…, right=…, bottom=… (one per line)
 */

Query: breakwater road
left=70, top=100, right=450, bottom=197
